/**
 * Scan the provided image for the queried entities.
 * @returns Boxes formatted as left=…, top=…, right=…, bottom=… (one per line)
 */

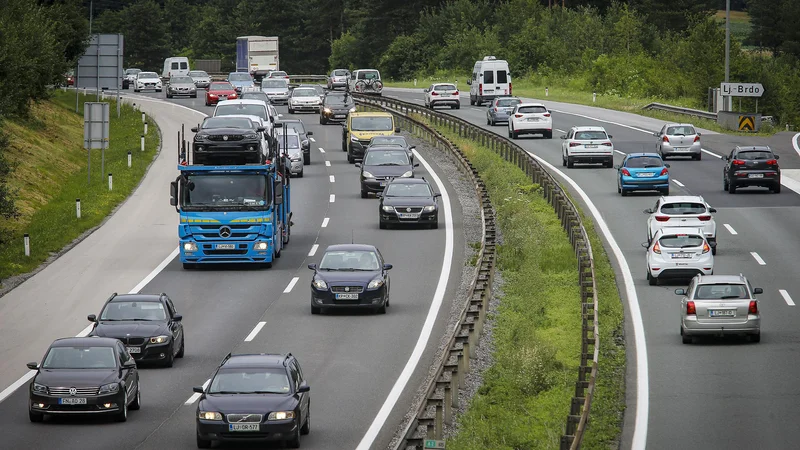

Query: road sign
left=720, top=82, right=764, bottom=98
left=84, top=103, right=110, bottom=149
left=738, top=115, right=755, bottom=131
left=76, top=34, right=124, bottom=90
left=424, top=440, right=445, bottom=449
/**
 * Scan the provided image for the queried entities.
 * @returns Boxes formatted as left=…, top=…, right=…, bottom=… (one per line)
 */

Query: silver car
left=486, top=96, right=521, bottom=125
left=276, top=130, right=304, bottom=177
left=189, top=70, right=211, bottom=89
left=166, top=76, right=197, bottom=98
left=328, top=69, right=349, bottom=89
left=124, top=68, right=141, bottom=89
left=676, top=274, right=762, bottom=344
left=655, top=123, right=702, bottom=161
left=261, top=79, right=290, bottom=105
left=288, top=87, right=322, bottom=114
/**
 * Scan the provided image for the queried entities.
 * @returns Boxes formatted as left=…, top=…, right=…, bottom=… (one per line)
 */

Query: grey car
left=276, top=130, right=304, bottom=177
left=328, top=69, right=349, bottom=89
left=166, top=76, right=197, bottom=98
left=188, top=70, right=211, bottom=89
left=676, top=274, right=762, bottom=344
left=261, top=79, right=290, bottom=105
left=486, top=97, right=522, bottom=125
left=276, top=119, right=313, bottom=165
left=655, top=123, right=702, bottom=160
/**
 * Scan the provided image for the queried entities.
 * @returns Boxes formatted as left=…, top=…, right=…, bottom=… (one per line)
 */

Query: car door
left=647, top=199, right=662, bottom=241
left=166, top=297, right=183, bottom=354
left=290, top=361, right=308, bottom=420
left=656, top=125, right=666, bottom=150
left=116, top=343, right=137, bottom=400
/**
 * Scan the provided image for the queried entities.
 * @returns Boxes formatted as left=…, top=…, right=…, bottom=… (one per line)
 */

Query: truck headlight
left=367, top=278, right=384, bottom=289
left=268, top=411, right=295, bottom=421
left=199, top=411, right=223, bottom=421
left=254, top=242, right=268, bottom=250
left=423, top=205, right=436, bottom=212
left=382, top=205, right=394, bottom=212
left=183, top=242, right=198, bottom=251
left=312, top=279, right=328, bottom=290
left=401, top=171, right=413, bottom=178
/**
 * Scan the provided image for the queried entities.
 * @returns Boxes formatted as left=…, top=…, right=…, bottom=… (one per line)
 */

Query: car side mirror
left=307, top=263, right=317, bottom=270
left=297, top=382, right=310, bottom=393
left=709, top=207, right=717, bottom=213
left=87, top=314, right=97, bottom=322
left=123, top=359, right=136, bottom=368
left=674, top=288, right=686, bottom=296
left=643, top=208, right=653, bottom=214
left=413, top=163, right=420, bottom=167
left=775, top=154, right=780, bottom=159
left=173, top=314, right=183, bottom=322
left=257, top=126, right=266, bottom=132
left=410, top=146, right=416, bottom=151
left=192, top=386, right=204, bottom=394
left=434, top=193, right=442, bottom=198
left=395, top=128, right=401, bottom=133
left=191, top=127, right=199, bottom=133
left=653, top=132, right=659, bottom=137
left=383, top=263, right=393, bottom=270
left=375, top=192, right=383, bottom=198
left=27, top=362, right=39, bottom=370
left=307, top=131, right=313, bottom=136
left=466, top=80, right=472, bottom=85
left=560, top=135, right=566, bottom=139
left=722, top=155, right=729, bottom=161
left=753, top=288, right=763, bottom=295
left=608, top=135, right=613, bottom=139
left=641, top=242, right=649, bottom=248
left=614, top=164, right=620, bottom=169
left=664, top=163, right=670, bottom=168
left=696, top=132, right=701, bottom=136
left=355, top=163, right=362, bottom=168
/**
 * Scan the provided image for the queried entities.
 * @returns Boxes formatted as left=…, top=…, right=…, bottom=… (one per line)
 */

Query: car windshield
left=100, top=301, right=167, bottom=321
left=138, top=73, right=158, bottom=79
left=357, top=71, right=380, bottom=80
left=325, top=95, right=353, bottom=106
left=386, top=183, right=432, bottom=197
left=210, top=82, right=234, bottom=91
left=625, top=157, right=663, bottom=168
left=189, top=71, right=208, bottom=77
left=659, top=202, right=706, bottom=215
left=496, top=98, right=521, bottom=107
left=666, top=126, right=695, bottom=135
left=241, top=92, right=269, bottom=102
left=736, top=150, right=773, bottom=160
left=42, top=346, right=117, bottom=369
left=209, top=368, right=291, bottom=394
left=262, top=80, right=287, bottom=88
left=215, top=104, right=266, bottom=120
left=694, top=284, right=749, bottom=300
left=182, top=174, right=269, bottom=211
left=270, top=71, right=288, bottom=77
left=364, top=150, right=409, bottom=166
left=333, top=70, right=348, bottom=76
left=351, top=116, right=393, bottom=131
left=202, top=117, right=254, bottom=129
left=371, top=136, right=406, bottom=146
left=517, top=105, right=548, bottom=114
left=277, top=134, right=301, bottom=150
left=125, top=69, right=140, bottom=75
left=293, top=88, right=317, bottom=97
left=574, top=131, right=607, bottom=140
left=229, top=73, right=252, bottom=81
left=658, top=234, right=704, bottom=248
left=171, top=76, right=193, bottom=84
left=434, top=84, right=456, bottom=92
left=280, top=121, right=305, bottom=134
left=320, top=250, right=380, bottom=270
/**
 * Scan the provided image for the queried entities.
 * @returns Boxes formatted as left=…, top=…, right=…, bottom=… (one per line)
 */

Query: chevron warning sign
left=738, top=115, right=755, bottom=131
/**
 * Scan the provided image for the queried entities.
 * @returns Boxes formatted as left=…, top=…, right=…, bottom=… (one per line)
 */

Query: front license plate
left=397, top=213, right=421, bottom=219
left=637, top=172, right=656, bottom=177
left=59, top=398, right=87, bottom=405
left=335, top=293, right=359, bottom=300
left=215, top=243, right=236, bottom=250
left=229, top=424, right=260, bottom=432
left=585, top=144, right=598, bottom=148
left=334, top=115, right=345, bottom=118
left=126, top=346, right=141, bottom=354
left=748, top=173, right=764, bottom=178
left=709, top=310, right=736, bottom=317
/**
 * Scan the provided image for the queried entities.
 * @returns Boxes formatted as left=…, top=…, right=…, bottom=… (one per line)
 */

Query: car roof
left=371, top=135, right=406, bottom=140
left=350, top=112, right=392, bottom=117
left=694, top=274, right=748, bottom=284
left=572, top=126, right=606, bottom=131
left=324, top=244, right=378, bottom=253
left=656, top=227, right=704, bottom=236
left=664, top=123, right=695, bottom=127
left=51, top=336, right=120, bottom=347
left=626, top=152, right=662, bottom=158
left=138, top=72, right=158, bottom=76
left=432, top=83, right=456, bottom=87
left=216, top=100, right=266, bottom=106
left=388, top=177, right=429, bottom=185
left=109, top=293, right=163, bottom=303
left=734, top=145, right=772, bottom=151
left=221, top=353, right=290, bottom=369
left=660, top=195, right=706, bottom=204
left=365, top=146, right=408, bottom=153
left=517, top=102, right=546, bottom=107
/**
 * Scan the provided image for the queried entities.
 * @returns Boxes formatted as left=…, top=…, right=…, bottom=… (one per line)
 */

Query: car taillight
left=698, top=215, right=711, bottom=221
left=509, top=82, right=512, bottom=95
left=655, top=216, right=670, bottom=222
left=662, top=136, right=670, bottom=143
left=652, top=242, right=661, bottom=254
left=621, top=168, right=631, bottom=176
left=749, top=301, right=758, bottom=314
left=515, top=114, right=523, bottom=118
left=732, top=159, right=745, bottom=165
left=660, top=167, right=668, bottom=176
left=569, top=142, right=581, bottom=147
left=702, top=242, right=710, bottom=254
left=543, top=113, right=551, bottom=117
left=453, top=91, right=458, bottom=95
left=431, top=91, right=439, bottom=96
left=479, top=84, right=483, bottom=95
left=686, top=301, right=696, bottom=315
left=494, top=107, right=498, bottom=112
left=693, top=135, right=700, bottom=142
left=766, top=159, right=778, bottom=165
left=601, top=142, right=613, bottom=146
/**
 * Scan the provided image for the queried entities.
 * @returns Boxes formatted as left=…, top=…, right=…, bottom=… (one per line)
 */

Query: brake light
left=702, top=242, right=710, bottom=254
left=601, top=142, right=613, bottom=146
left=659, top=167, right=668, bottom=176
left=693, top=135, right=700, bottom=142
left=766, top=159, right=778, bottom=165
left=732, top=159, right=745, bottom=165
left=479, top=84, right=483, bottom=95
left=621, top=168, right=631, bottom=176
left=494, top=107, right=498, bottom=112
left=749, top=301, right=758, bottom=314
left=509, top=82, right=512, bottom=95
left=662, top=136, right=670, bottom=143
left=652, top=242, right=661, bottom=254
left=686, top=301, right=696, bottom=315
left=655, top=216, right=670, bottom=222
left=431, top=91, right=439, bottom=96
left=543, top=113, right=551, bottom=117
left=569, top=142, right=581, bottom=147
left=453, top=91, right=458, bottom=96
left=698, top=215, right=711, bottom=221
left=515, top=114, right=523, bottom=118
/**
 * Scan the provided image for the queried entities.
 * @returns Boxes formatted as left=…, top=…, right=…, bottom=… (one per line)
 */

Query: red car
left=65, top=72, right=75, bottom=86
left=205, top=82, right=238, bottom=106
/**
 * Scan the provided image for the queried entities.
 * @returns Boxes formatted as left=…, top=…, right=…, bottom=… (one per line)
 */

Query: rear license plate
left=397, top=213, right=421, bottom=219
left=674, top=147, right=689, bottom=152
left=709, top=310, right=736, bottom=317
left=229, top=424, right=260, bottom=432
left=748, top=173, right=764, bottom=178
left=585, top=144, right=598, bottom=148
left=637, top=172, right=656, bottom=177
left=671, top=253, right=693, bottom=259
left=215, top=243, right=236, bottom=250
left=335, top=293, right=359, bottom=300
left=126, top=347, right=141, bottom=354
left=526, top=117, right=539, bottom=122
left=59, top=398, right=87, bottom=405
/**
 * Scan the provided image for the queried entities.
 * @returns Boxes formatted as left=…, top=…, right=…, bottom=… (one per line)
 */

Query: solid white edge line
left=130, top=247, right=180, bottom=293
left=308, top=244, right=319, bottom=256
left=325, top=161, right=331, bottom=167
left=750, top=252, right=766, bottom=265
left=329, top=194, right=335, bottom=203
left=702, top=148, right=722, bottom=158
left=330, top=175, right=335, bottom=183
left=185, top=379, right=210, bottom=405
left=310, top=137, right=316, bottom=142
left=614, top=150, right=626, bottom=156
left=555, top=128, right=566, bottom=133
left=321, top=217, right=330, bottom=228
left=244, top=321, right=267, bottom=342
left=723, top=224, right=738, bottom=235
left=319, top=147, right=326, bottom=153
left=0, top=372, right=35, bottom=405
left=780, top=289, right=795, bottom=306
left=356, top=149, right=454, bottom=450
left=792, top=133, right=800, bottom=157
left=672, top=179, right=685, bottom=187
left=525, top=151, right=649, bottom=450
left=283, top=277, right=300, bottom=293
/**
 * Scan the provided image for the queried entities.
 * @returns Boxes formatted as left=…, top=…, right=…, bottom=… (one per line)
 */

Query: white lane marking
left=555, top=128, right=566, bottom=133
left=750, top=252, right=766, bottom=265
left=524, top=151, right=649, bottom=450
left=357, top=149, right=454, bottom=450
left=308, top=244, right=319, bottom=256
left=614, top=150, right=626, bottom=156
left=310, top=137, right=316, bottom=143
left=672, top=179, right=685, bottom=187
left=321, top=217, right=330, bottom=228
left=329, top=194, right=335, bottom=203
left=780, top=290, right=795, bottom=306
left=283, top=277, right=299, bottom=293
left=319, top=147, right=325, bottom=154
left=723, top=224, right=738, bottom=235
left=325, top=161, right=331, bottom=167
left=702, top=148, right=722, bottom=158
left=551, top=109, right=653, bottom=134
left=792, top=133, right=800, bottom=157
left=329, top=175, right=335, bottom=183
left=185, top=379, right=210, bottom=405
left=244, top=321, right=267, bottom=342
left=130, top=247, right=180, bottom=293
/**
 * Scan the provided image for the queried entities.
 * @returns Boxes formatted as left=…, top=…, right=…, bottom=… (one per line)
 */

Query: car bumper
left=321, top=110, right=350, bottom=121
left=620, top=176, right=670, bottom=191
left=194, top=81, right=211, bottom=88
left=118, top=339, right=172, bottom=362
left=330, top=81, right=347, bottom=88
left=489, top=112, right=512, bottom=122
left=430, top=98, right=460, bottom=106
left=651, top=266, right=712, bottom=279
left=381, top=210, right=438, bottom=225
left=288, top=160, right=303, bottom=174
left=567, top=152, right=613, bottom=162
left=362, top=178, right=396, bottom=192
left=266, top=94, right=289, bottom=104
left=180, top=239, right=274, bottom=264
left=662, top=143, right=701, bottom=156
left=136, top=85, right=162, bottom=91
left=312, top=287, right=387, bottom=309
left=30, top=391, right=125, bottom=415
left=682, top=316, right=760, bottom=335
left=512, top=120, right=552, bottom=132
left=169, top=89, right=196, bottom=96
left=197, top=419, right=298, bottom=443
left=731, top=172, right=780, bottom=187
left=290, top=103, right=321, bottom=111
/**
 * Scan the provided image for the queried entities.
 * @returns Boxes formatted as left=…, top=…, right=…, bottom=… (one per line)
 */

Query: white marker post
left=593, top=92, right=597, bottom=102
left=76, top=198, right=81, bottom=218
left=24, top=234, right=30, bottom=257
left=140, top=135, right=145, bottom=152
left=142, top=112, right=145, bottom=123
left=127, top=151, right=131, bottom=168
left=108, top=173, right=113, bottom=191
left=144, top=121, right=148, bottom=135
left=545, top=87, right=549, bottom=97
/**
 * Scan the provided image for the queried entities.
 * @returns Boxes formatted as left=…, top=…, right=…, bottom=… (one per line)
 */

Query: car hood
left=137, top=78, right=160, bottom=83
left=351, top=130, right=394, bottom=141
left=200, top=393, right=298, bottom=413
left=170, top=83, right=196, bottom=88
left=92, top=321, right=168, bottom=339
left=230, top=81, right=254, bottom=87
left=199, top=127, right=257, bottom=136
left=382, top=196, right=435, bottom=207
left=262, top=88, right=289, bottom=94
left=292, top=96, right=319, bottom=101
left=316, top=270, right=380, bottom=284
left=362, top=164, right=413, bottom=177
left=208, top=89, right=237, bottom=95
left=325, top=105, right=354, bottom=112
left=35, top=369, right=119, bottom=387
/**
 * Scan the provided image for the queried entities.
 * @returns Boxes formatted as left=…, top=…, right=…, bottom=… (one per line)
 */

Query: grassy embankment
left=412, top=115, right=625, bottom=448
left=0, top=90, right=160, bottom=286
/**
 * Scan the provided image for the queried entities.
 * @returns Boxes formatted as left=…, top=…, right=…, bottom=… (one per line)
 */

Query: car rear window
left=574, top=131, right=607, bottom=140
left=736, top=150, right=773, bottom=160
left=262, top=79, right=287, bottom=88
left=333, top=70, right=348, bottom=76
left=496, top=98, right=521, bottom=107
left=625, top=157, right=663, bottom=168
left=666, top=126, right=696, bottom=135
left=517, top=105, right=548, bottom=114
left=694, top=284, right=749, bottom=299
left=357, top=71, right=380, bottom=80
left=659, top=202, right=706, bottom=215
left=483, top=70, right=494, bottom=84
left=434, top=84, right=457, bottom=92
left=497, top=70, right=508, bottom=84
left=215, top=104, right=266, bottom=120
left=658, top=234, right=704, bottom=248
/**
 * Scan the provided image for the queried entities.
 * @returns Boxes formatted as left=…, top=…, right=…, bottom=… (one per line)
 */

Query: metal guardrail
left=351, top=94, right=600, bottom=450
left=643, top=102, right=718, bottom=121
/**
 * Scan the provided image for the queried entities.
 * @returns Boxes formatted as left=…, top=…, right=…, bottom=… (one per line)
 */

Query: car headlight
left=268, top=411, right=295, bottom=421
left=254, top=241, right=268, bottom=250
left=401, top=171, right=413, bottom=178
left=312, top=279, right=328, bottom=290
left=32, top=383, right=48, bottom=394
left=362, top=171, right=374, bottom=179
left=199, top=411, right=223, bottom=421
left=382, top=205, right=394, bottom=212
left=183, top=242, right=198, bottom=251
left=323, top=107, right=332, bottom=113
left=350, top=107, right=357, bottom=113
left=423, top=205, right=436, bottom=212
left=350, top=135, right=359, bottom=142
left=98, top=383, right=119, bottom=395
left=368, top=278, right=384, bottom=289
left=150, top=335, right=170, bottom=344
left=290, top=154, right=301, bottom=162
left=244, top=133, right=258, bottom=139
left=302, top=139, right=309, bottom=148
left=194, top=134, right=209, bottom=141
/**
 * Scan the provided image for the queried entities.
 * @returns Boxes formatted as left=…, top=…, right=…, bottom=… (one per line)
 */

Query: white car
left=288, top=87, right=322, bottom=114
left=423, top=83, right=460, bottom=109
left=188, top=70, right=211, bottom=89
left=133, top=72, right=162, bottom=92
left=560, top=126, right=614, bottom=168
left=348, top=69, right=383, bottom=96
left=643, top=195, right=717, bottom=254
left=508, top=103, right=552, bottom=139
left=644, top=227, right=713, bottom=286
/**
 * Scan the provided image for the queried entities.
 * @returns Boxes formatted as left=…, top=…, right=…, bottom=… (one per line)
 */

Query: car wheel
left=182, top=262, right=195, bottom=270
left=361, top=190, right=368, bottom=199
left=304, top=154, right=310, bottom=165
left=647, top=269, right=657, bottom=286
left=348, top=152, right=355, bottom=163
left=286, top=423, right=301, bottom=448
left=728, top=181, right=736, bottom=194
left=192, top=93, right=197, bottom=98
left=301, top=405, right=310, bottom=435
left=507, top=127, right=512, bottom=138
left=511, top=126, right=518, bottom=139
left=134, top=89, right=139, bottom=93
left=288, top=107, right=294, bottom=114
left=379, top=220, right=387, bottom=229
left=751, top=332, right=761, bottom=343
left=567, top=157, right=575, bottom=168
left=723, top=177, right=729, bottom=191
left=469, top=96, right=475, bottom=106
left=431, top=220, right=439, bottom=229
left=115, top=392, right=128, bottom=422
left=711, top=246, right=717, bottom=255
left=773, top=182, right=781, bottom=193
left=29, top=410, right=44, bottom=423
left=311, top=305, right=321, bottom=315
left=376, top=304, right=387, bottom=314
left=681, top=328, right=692, bottom=344
left=605, top=158, right=614, bottom=168
left=204, top=101, right=209, bottom=106
left=176, top=336, right=185, bottom=358
left=621, top=188, right=628, bottom=197
left=562, top=155, right=567, bottom=167
left=545, top=131, right=553, bottom=139
left=695, top=153, right=701, bottom=161
left=455, top=103, right=460, bottom=109
left=196, top=435, right=212, bottom=449
left=130, top=386, right=141, bottom=410
left=166, top=93, right=172, bottom=99
left=661, top=187, right=670, bottom=195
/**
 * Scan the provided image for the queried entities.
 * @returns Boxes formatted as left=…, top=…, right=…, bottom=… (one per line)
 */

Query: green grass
left=0, top=90, right=160, bottom=285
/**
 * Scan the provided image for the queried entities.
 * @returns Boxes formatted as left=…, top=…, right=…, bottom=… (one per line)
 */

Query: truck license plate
left=335, top=293, right=359, bottom=300
left=215, top=244, right=236, bottom=250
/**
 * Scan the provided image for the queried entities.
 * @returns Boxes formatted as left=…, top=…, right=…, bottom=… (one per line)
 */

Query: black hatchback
left=356, top=147, right=419, bottom=198
left=308, top=244, right=392, bottom=314
left=723, top=145, right=781, bottom=193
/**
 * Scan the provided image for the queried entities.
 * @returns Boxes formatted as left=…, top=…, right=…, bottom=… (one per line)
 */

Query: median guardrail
left=351, top=93, right=599, bottom=450
left=643, top=102, right=718, bottom=120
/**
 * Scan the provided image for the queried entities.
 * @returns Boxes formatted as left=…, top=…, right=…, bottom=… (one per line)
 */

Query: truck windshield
left=182, top=174, right=270, bottom=211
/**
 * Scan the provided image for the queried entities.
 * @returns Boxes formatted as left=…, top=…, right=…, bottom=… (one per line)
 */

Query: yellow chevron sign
left=738, top=115, right=755, bottom=131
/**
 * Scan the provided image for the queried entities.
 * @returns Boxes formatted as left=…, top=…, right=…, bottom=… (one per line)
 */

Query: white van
left=162, top=57, right=190, bottom=78
left=468, top=56, right=511, bottom=106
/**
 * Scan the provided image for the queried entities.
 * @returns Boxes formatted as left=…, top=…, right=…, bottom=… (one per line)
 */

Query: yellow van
left=341, top=112, right=399, bottom=163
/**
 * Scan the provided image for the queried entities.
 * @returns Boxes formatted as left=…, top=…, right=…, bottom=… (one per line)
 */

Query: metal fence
left=351, top=93, right=600, bottom=450
left=642, top=102, right=718, bottom=120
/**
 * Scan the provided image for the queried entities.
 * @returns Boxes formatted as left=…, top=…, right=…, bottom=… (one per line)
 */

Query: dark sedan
left=355, top=147, right=419, bottom=198
left=366, top=135, right=416, bottom=162
left=308, top=244, right=392, bottom=314
left=87, top=293, right=185, bottom=367
left=191, top=116, right=266, bottom=165
left=239, top=90, right=272, bottom=105
left=377, top=178, right=440, bottom=229
left=319, top=93, right=355, bottom=125
left=723, top=145, right=781, bottom=193
left=276, top=119, right=313, bottom=165
left=194, top=353, right=310, bottom=448
left=27, top=337, right=140, bottom=422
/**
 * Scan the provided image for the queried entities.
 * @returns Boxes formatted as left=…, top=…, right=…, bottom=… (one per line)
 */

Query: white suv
left=424, top=83, right=460, bottom=109
left=643, top=195, right=718, bottom=254
left=644, top=227, right=713, bottom=286
left=508, top=103, right=552, bottom=139
left=349, top=69, right=383, bottom=96
left=561, top=126, right=614, bottom=168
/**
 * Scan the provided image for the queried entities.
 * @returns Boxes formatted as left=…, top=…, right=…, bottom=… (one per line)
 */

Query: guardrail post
left=456, top=352, right=465, bottom=389
left=444, top=385, right=453, bottom=424
left=435, top=402, right=443, bottom=439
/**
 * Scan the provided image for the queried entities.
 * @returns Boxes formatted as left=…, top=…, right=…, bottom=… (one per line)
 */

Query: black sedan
left=308, top=244, right=392, bottom=314
left=276, top=119, right=313, bottom=165
left=377, top=178, right=440, bottom=229
left=191, top=116, right=266, bottom=165
left=27, top=337, right=140, bottom=422
left=723, top=145, right=781, bottom=193
left=194, top=353, right=310, bottom=448
left=355, top=147, right=419, bottom=198
left=88, top=293, right=185, bottom=367
left=366, top=134, right=416, bottom=162
left=319, top=92, right=355, bottom=125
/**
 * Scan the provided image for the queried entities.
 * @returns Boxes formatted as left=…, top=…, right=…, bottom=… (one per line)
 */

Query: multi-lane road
left=384, top=87, right=800, bottom=449
left=0, top=90, right=469, bottom=449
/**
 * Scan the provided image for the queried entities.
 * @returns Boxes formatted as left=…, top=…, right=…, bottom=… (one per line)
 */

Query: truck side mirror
left=169, top=181, right=178, bottom=207
left=274, top=180, right=284, bottom=205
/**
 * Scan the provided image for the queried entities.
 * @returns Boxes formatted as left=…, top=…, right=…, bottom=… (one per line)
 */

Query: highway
left=384, top=87, right=800, bottom=449
left=0, top=90, right=467, bottom=449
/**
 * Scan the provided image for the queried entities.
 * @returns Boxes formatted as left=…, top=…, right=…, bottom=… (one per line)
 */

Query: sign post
left=84, top=102, right=110, bottom=183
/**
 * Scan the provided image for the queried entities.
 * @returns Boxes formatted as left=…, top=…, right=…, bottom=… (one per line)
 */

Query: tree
left=631, top=0, right=717, bottom=32
left=0, top=131, right=19, bottom=243
left=122, top=0, right=172, bottom=69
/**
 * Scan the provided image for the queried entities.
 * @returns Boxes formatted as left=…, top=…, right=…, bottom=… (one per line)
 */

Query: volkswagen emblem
left=406, top=207, right=412, bottom=212
left=344, top=286, right=350, bottom=292
left=223, top=135, right=229, bottom=141
left=69, top=387, right=77, bottom=396
left=219, top=226, right=232, bottom=238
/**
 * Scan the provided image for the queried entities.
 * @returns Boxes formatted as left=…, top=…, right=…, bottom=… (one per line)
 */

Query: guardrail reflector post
left=108, top=173, right=113, bottom=191
left=144, top=121, right=148, bottom=135
left=76, top=198, right=81, bottom=218
left=141, top=135, right=145, bottom=152
left=142, top=112, right=146, bottom=123
left=593, top=92, right=597, bottom=103
left=546, top=87, right=549, bottom=96
left=24, top=233, right=30, bottom=256
left=127, top=151, right=132, bottom=168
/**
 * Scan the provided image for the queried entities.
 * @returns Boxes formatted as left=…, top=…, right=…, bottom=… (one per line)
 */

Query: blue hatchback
left=616, top=153, right=670, bottom=196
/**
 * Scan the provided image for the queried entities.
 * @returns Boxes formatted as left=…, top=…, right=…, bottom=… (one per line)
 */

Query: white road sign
left=721, top=82, right=764, bottom=97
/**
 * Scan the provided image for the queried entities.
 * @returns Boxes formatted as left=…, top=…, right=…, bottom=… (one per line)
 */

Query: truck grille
left=49, top=386, right=99, bottom=396
left=331, top=286, right=364, bottom=294
left=192, top=225, right=257, bottom=240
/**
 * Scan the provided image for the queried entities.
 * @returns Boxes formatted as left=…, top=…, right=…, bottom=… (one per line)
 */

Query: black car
left=194, top=353, right=310, bottom=448
left=308, top=244, right=392, bottom=314
left=276, top=119, right=313, bottom=165
left=191, top=116, right=266, bottom=165
left=87, top=293, right=185, bottom=367
left=377, top=178, right=440, bottom=229
left=355, top=147, right=419, bottom=198
left=723, top=145, right=781, bottom=193
left=27, top=337, right=140, bottom=422
left=366, top=134, right=416, bottom=162
left=239, top=90, right=273, bottom=105
left=319, top=92, right=355, bottom=125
